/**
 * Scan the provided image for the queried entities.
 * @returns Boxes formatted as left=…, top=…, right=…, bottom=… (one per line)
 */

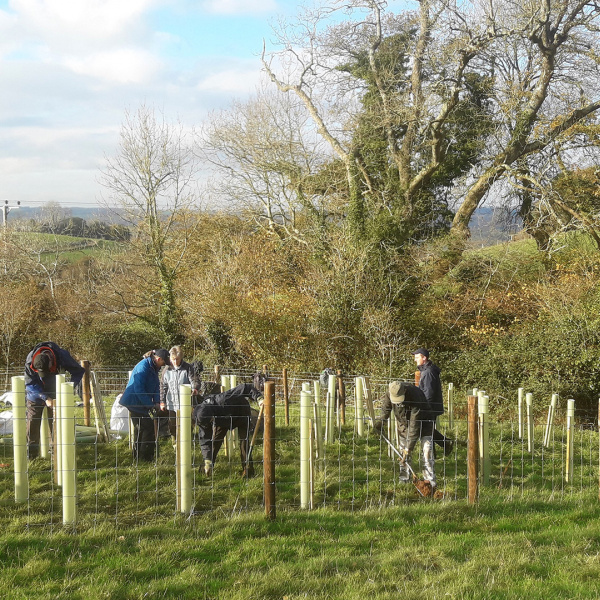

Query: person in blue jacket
left=119, top=349, right=171, bottom=462
left=24, top=341, right=85, bottom=459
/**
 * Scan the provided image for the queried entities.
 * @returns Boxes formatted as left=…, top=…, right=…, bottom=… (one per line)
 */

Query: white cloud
left=63, top=48, right=162, bottom=85
left=200, top=0, right=277, bottom=15
left=197, top=65, right=262, bottom=94
left=11, top=0, right=155, bottom=41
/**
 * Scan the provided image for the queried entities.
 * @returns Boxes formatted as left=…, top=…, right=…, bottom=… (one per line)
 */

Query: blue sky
left=0, top=0, right=300, bottom=208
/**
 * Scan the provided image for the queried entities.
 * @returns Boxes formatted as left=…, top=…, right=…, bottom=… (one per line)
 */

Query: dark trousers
left=200, top=420, right=251, bottom=474
left=26, top=401, right=53, bottom=459
left=130, top=413, right=156, bottom=462
left=433, top=428, right=451, bottom=448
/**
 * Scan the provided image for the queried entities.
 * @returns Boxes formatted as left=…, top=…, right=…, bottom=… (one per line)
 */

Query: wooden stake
left=80, top=360, right=91, bottom=427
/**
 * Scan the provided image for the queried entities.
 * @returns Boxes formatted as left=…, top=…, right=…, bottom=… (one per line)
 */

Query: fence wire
left=0, top=367, right=598, bottom=532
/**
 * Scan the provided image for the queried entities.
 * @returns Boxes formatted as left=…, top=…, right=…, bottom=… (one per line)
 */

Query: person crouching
left=192, top=382, right=263, bottom=478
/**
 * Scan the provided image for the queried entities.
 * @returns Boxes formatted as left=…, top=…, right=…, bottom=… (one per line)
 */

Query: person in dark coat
left=376, top=380, right=436, bottom=486
left=413, top=348, right=454, bottom=456
left=24, top=341, right=85, bottom=459
left=192, top=382, right=263, bottom=478
left=119, top=349, right=171, bottom=462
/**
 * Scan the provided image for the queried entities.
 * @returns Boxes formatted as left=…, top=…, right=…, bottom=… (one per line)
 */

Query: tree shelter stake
left=336, top=370, right=346, bottom=426
left=283, top=367, right=289, bottom=426
left=565, top=398, right=575, bottom=484
left=447, top=383, right=454, bottom=429
left=526, top=392, right=534, bottom=454
left=263, top=380, right=276, bottom=520
left=178, top=383, right=192, bottom=514
left=355, top=377, right=364, bottom=437
left=61, top=382, right=77, bottom=525
left=11, top=376, right=28, bottom=504
left=518, top=388, right=524, bottom=440
left=478, top=392, right=490, bottom=485
left=543, top=393, right=558, bottom=448
left=300, top=383, right=312, bottom=509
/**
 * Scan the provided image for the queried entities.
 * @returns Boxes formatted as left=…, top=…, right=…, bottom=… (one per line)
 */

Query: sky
left=0, top=0, right=301, bottom=210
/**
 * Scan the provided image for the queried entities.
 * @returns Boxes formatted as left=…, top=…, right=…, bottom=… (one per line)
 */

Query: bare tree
left=198, top=85, right=333, bottom=245
left=99, top=105, right=201, bottom=339
left=262, top=0, right=600, bottom=242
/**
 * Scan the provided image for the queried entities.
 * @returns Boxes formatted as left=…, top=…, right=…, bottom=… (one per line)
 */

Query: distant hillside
left=468, top=206, right=521, bottom=246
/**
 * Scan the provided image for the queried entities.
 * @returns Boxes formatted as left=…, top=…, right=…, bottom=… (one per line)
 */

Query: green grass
left=9, top=232, right=120, bottom=263
left=0, top=496, right=599, bottom=599
left=0, top=410, right=598, bottom=598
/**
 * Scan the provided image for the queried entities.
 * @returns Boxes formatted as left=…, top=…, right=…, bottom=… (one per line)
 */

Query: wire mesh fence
left=0, top=366, right=598, bottom=532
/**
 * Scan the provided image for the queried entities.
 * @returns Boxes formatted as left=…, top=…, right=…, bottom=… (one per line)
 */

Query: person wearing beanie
left=413, top=348, right=454, bottom=456
left=24, top=341, right=85, bottom=460
left=119, top=349, right=171, bottom=462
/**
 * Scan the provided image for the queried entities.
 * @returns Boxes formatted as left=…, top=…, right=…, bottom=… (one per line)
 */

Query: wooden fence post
left=264, top=381, right=276, bottom=520
left=80, top=360, right=91, bottom=427
left=467, top=395, right=479, bottom=504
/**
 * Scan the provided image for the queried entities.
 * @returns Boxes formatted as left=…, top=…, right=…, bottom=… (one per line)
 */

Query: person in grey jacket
left=159, top=346, right=195, bottom=443
left=376, top=380, right=436, bottom=487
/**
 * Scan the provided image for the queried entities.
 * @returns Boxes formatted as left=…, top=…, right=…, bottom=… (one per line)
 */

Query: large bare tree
left=99, top=105, right=200, bottom=339
left=261, top=0, right=600, bottom=240
left=198, top=85, right=333, bottom=245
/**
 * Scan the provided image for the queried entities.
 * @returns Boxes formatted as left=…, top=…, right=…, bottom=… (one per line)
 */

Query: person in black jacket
left=413, top=348, right=453, bottom=456
left=192, top=382, right=263, bottom=478
left=24, top=341, right=85, bottom=459
left=376, top=380, right=436, bottom=487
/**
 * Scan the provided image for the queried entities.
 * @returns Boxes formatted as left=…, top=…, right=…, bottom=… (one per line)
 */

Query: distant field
left=9, top=232, right=121, bottom=263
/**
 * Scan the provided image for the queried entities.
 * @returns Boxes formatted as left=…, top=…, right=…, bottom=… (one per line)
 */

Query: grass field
left=0, top=494, right=598, bottom=599
left=0, top=404, right=599, bottom=599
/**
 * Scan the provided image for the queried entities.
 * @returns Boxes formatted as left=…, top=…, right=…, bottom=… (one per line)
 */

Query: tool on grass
left=379, top=429, right=425, bottom=497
